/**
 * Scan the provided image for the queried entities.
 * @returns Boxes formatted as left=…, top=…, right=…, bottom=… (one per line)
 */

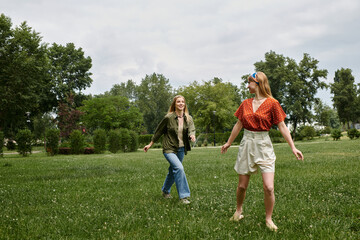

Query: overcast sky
left=2, top=0, right=360, bottom=106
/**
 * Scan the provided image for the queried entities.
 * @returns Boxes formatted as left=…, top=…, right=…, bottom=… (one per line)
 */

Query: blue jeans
left=162, top=147, right=190, bottom=199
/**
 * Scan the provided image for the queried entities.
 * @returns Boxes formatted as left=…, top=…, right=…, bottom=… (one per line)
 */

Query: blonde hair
left=249, top=71, right=273, bottom=98
left=168, top=95, right=190, bottom=119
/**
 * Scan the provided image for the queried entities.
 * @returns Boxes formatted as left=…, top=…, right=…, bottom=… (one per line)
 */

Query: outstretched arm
left=277, top=121, right=304, bottom=160
left=221, top=120, right=243, bottom=154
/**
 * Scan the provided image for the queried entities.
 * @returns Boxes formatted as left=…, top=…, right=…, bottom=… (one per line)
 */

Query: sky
left=1, top=0, right=360, bottom=106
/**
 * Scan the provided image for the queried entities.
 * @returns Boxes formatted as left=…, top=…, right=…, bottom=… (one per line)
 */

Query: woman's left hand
left=190, top=135, right=196, bottom=142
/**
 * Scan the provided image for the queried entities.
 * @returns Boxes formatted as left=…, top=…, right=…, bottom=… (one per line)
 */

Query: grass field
left=0, top=138, right=359, bottom=239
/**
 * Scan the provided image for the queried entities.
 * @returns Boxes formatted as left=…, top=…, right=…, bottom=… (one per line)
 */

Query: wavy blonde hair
left=249, top=71, right=273, bottom=98
left=168, top=95, right=190, bottom=119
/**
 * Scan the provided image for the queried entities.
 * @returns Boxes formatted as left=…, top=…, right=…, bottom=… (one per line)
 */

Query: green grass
left=0, top=139, right=359, bottom=239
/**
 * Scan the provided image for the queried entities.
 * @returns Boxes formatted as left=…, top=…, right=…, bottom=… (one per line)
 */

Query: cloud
left=1, top=0, right=360, bottom=105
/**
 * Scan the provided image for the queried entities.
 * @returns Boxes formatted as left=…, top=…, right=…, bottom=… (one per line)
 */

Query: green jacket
left=152, top=112, right=196, bottom=155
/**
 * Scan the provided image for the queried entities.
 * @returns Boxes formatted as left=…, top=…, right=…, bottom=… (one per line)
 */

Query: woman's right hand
left=221, top=142, right=231, bottom=154
left=143, top=144, right=151, bottom=153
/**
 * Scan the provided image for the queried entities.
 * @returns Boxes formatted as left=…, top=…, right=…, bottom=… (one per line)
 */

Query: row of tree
left=1, top=13, right=359, bottom=142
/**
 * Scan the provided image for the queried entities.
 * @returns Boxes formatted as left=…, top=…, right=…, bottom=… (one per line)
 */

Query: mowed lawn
left=0, top=138, right=359, bottom=239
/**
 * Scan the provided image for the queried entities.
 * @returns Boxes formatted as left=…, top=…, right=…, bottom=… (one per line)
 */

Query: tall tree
left=254, top=51, right=288, bottom=103
left=330, top=68, right=357, bottom=128
left=283, top=54, right=328, bottom=135
left=0, top=14, right=53, bottom=137
left=177, top=78, right=241, bottom=133
left=254, top=51, right=328, bottom=136
left=106, top=80, right=137, bottom=101
left=48, top=42, right=93, bottom=102
left=136, top=73, right=172, bottom=134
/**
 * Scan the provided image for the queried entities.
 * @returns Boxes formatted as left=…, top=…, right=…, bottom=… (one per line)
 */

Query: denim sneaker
left=162, top=192, right=172, bottom=199
left=180, top=198, right=190, bottom=204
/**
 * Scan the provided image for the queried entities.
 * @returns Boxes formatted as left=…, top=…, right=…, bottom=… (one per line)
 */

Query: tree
left=136, top=73, right=172, bottom=134
left=48, top=42, right=93, bottom=102
left=0, top=14, right=54, bottom=138
left=106, top=80, right=137, bottom=102
left=57, top=93, right=84, bottom=139
left=313, top=100, right=332, bottom=127
left=80, top=95, right=143, bottom=133
left=330, top=68, right=357, bottom=129
left=254, top=51, right=288, bottom=103
left=254, top=51, right=328, bottom=137
left=177, top=78, right=241, bottom=133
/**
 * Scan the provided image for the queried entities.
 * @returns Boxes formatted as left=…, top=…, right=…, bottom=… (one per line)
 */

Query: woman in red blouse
left=221, top=72, right=303, bottom=232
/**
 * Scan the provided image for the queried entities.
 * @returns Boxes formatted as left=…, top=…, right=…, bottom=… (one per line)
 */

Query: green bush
left=45, top=128, right=60, bottom=156
left=108, top=129, right=121, bottom=153
left=300, top=126, right=316, bottom=140
left=6, top=140, right=16, bottom=150
left=321, top=126, right=332, bottom=135
left=347, top=128, right=360, bottom=140
left=331, top=129, right=342, bottom=141
left=128, top=130, right=139, bottom=152
left=69, top=130, right=85, bottom=154
left=93, top=129, right=107, bottom=154
left=16, top=129, right=33, bottom=156
left=0, top=131, right=4, bottom=157
left=119, top=128, right=131, bottom=152
left=84, top=147, right=95, bottom=154
left=138, top=134, right=153, bottom=146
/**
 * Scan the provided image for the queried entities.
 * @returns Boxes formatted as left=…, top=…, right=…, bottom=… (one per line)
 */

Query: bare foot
left=266, top=220, right=278, bottom=232
left=229, top=211, right=244, bottom=222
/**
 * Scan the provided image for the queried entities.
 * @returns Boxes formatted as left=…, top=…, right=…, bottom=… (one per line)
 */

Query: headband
left=251, top=73, right=259, bottom=85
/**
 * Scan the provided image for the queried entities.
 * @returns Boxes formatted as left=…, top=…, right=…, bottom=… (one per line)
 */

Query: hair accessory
left=251, top=73, right=259, bottom=85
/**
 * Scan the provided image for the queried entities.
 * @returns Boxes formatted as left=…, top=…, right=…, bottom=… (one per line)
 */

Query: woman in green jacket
left=144, top=95, right=196, bottom=204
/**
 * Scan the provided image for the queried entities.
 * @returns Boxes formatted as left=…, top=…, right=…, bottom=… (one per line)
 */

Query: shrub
left=0, top=131, right=3, bottom=157
left=16, top=129, right=33, bottom=156
left=59, top=147, right=71, bottom=154
left=69, top=130, right=85, bottom=154
left=108, top=129, right=121, bottom=153
left=331, top=129, right=342, bottom=141
left=347, top=128, right=360, bottom=140
left=300, top=126, right=316, bottom=140
left=128, top=130, right=139, bottom=152
left=138, top=134, right=153, bottom=146
left=6, top=140, right=16, bottom=150
left=269, top=129, right=285, bottom=143
left=119, top=128, right=131, bottom=152
left=84, top=147, right=95, bottom=154
left=321, top=126, right=332, bottom=135
left=93, top=129, right=107, bottom=154
left=45, top=129, right=60, bottom=156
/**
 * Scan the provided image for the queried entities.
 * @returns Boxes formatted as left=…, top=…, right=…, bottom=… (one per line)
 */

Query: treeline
left=1, top=13, right=360, bottom=156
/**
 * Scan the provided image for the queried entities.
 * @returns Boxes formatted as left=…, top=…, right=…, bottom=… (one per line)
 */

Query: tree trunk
left=291, top=121, right=297, bottom=139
